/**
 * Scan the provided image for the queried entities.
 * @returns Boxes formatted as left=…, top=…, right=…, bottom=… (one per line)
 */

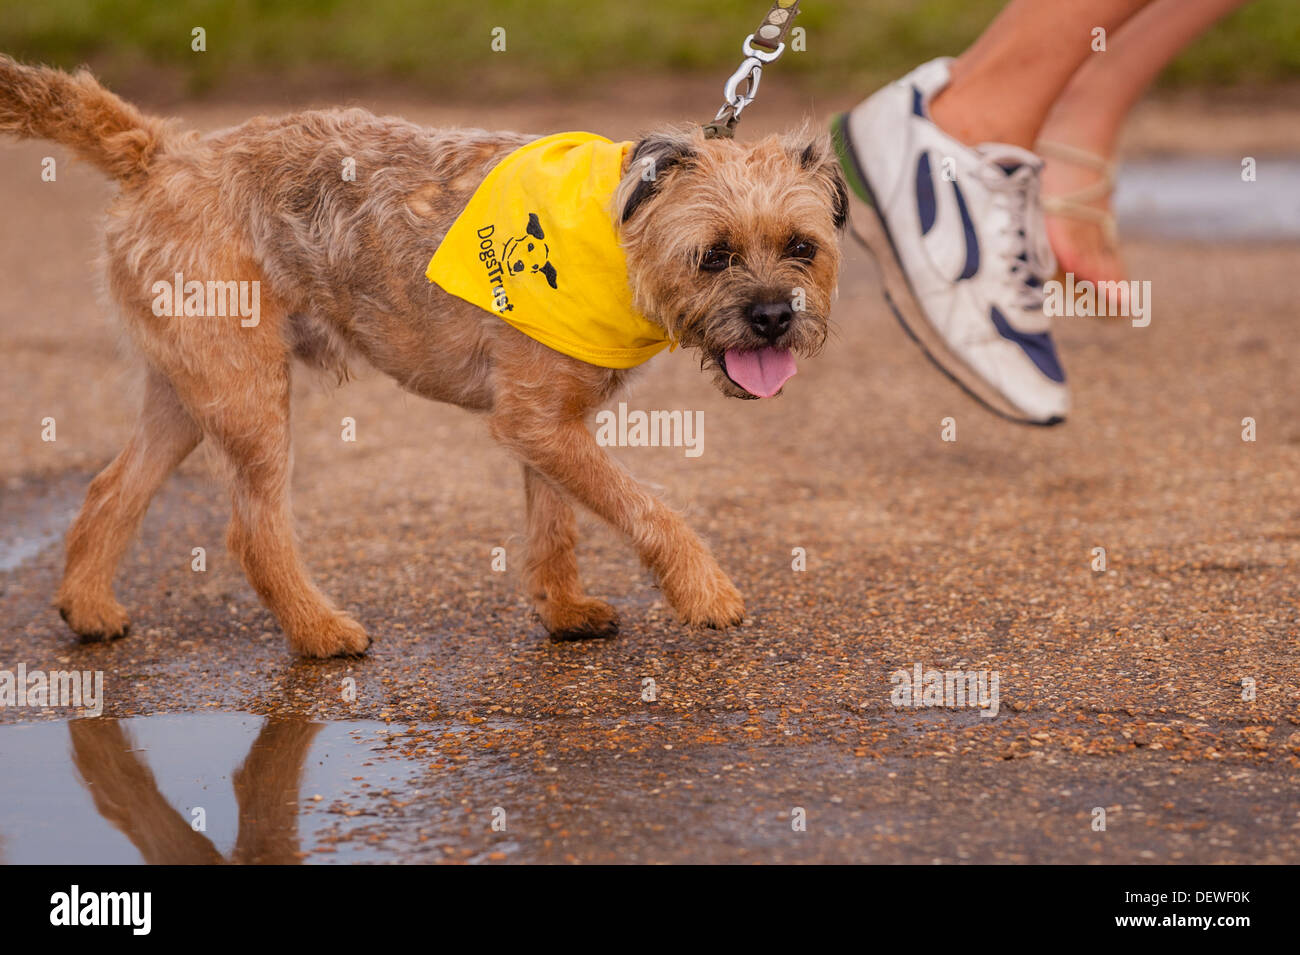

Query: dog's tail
left=0, top=54, right=171, bottom=184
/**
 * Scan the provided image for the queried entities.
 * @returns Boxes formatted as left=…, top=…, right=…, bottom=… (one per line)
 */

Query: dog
left=0, top=55, right=847, bottom=657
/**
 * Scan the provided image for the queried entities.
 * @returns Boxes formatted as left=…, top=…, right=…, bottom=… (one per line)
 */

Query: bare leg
left=930, top=0, right=1158, bottom=149
left=1038, top=0, right=1250, bottom=283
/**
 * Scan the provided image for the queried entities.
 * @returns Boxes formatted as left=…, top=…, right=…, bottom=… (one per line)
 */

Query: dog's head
left=616, top=124, right=847, bottom=399
left=502, top=212, right=559, bottom=289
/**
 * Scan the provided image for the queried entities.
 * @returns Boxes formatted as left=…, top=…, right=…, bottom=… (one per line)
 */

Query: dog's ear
left=540, top=261, right=558, bottom=289
left=620, top=133, right=696, bottom=223
left=798, top=137, right=850, bottom=231
left=526, top=212, right=545, bottom=240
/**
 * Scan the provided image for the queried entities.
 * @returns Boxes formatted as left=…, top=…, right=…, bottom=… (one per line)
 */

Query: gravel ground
left=1, top=92, right=1297, bottom=864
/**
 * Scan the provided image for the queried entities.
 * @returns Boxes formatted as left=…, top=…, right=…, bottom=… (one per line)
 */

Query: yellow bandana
left=426, top=132, right=673, bottom=369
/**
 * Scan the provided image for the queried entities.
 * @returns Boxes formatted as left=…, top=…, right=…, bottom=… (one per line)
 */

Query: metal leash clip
left=720, top=35, right=785, bottom=121
left=703, top=1, right=802, bottom=139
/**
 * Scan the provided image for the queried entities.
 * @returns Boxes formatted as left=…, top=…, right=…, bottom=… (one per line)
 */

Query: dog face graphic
left=502, top=213, right=559, bottom=290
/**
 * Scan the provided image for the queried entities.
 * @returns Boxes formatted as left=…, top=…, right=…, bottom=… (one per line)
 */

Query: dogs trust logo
left=503, top=212, right=559, bottom=289
left=477, top=212, right=558, bottom=313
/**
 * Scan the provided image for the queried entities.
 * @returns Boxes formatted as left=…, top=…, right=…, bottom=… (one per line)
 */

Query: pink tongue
left=723, top=347, right=797, bottom=398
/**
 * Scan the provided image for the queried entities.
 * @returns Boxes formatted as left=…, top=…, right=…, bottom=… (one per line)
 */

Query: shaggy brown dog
left=0, top=55, right=846, bottom=656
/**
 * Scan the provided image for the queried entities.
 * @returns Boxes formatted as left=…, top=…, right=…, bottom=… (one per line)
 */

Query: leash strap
left=751, top=0, right=803, bottom=51
left=703, top=0, right=802, bottom=139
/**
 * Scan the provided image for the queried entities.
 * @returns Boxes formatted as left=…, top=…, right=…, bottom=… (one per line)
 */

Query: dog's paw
left=541, top=596, right=620, bottom=642
left=663, top=567, right=745, bottom=630
left=292, top=613, right=372, bottom=658
left=56, top=594, right=131, bottom=644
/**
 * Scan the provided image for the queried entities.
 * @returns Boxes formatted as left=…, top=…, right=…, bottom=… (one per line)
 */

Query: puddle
left=0, top=713, right=439, bottom=864
left=0, top=478, right=79, bottom=572
left=1115, top=157, right=1300, bottom=241
left=0, top=531, right=62, bottom=573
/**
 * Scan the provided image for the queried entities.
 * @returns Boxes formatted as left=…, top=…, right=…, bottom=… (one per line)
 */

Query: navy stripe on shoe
left=952, top=181, right=980, bottom=280
left=915, top=153, right=936, bottom=235
left=990, top=306, right=1066, bottom=383
left=911, top=86, right=926, bottom=117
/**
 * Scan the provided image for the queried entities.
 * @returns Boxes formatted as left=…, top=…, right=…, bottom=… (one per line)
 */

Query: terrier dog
left=0, top=55, right=846, bottom=656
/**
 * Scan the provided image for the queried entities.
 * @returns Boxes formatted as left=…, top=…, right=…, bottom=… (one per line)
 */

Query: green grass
left=1, top=0, right=1297, bottom=96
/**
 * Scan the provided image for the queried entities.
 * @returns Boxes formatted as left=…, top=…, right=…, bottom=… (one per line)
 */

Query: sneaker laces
left=975, top=148, right=1057, bottom=312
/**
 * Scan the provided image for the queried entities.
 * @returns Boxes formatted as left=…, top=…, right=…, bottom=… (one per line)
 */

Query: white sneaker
left=833, top=58, right=1069, bottom=425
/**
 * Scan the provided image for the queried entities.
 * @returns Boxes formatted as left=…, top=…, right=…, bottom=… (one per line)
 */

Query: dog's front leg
left=492, top=405, right=745, bottom=631
left=522, top=464, right=620, bottom=640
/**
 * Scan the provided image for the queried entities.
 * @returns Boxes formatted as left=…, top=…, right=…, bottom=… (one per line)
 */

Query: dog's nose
left=746, top=302, right=794, bottom=342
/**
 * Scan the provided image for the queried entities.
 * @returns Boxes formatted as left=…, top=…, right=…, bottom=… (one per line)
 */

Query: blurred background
left=2, top=0, right=1297, bottom=100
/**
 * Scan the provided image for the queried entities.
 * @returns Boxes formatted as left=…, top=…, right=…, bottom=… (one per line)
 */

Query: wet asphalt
left=1, top=94, right=1297, bottom=864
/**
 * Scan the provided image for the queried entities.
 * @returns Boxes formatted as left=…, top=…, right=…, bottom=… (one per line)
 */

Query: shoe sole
left=831, top=112, right=1065, bottom=427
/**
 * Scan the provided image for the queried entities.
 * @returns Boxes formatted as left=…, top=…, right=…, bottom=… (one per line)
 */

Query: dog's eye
left=785, top=238, right=817, bottom=262
left=699, top=246, right=733, bottom=272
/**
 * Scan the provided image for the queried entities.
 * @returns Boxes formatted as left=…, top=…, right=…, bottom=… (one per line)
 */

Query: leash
left=702, top=0, right=803, bottom=139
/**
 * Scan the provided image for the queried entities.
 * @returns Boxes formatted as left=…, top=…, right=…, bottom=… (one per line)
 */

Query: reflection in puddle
left=0, top=714, right=421, bottom=864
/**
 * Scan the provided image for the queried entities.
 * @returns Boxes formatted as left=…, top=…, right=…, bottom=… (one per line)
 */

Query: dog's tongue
left=723, top=347, right=797, bottom=398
